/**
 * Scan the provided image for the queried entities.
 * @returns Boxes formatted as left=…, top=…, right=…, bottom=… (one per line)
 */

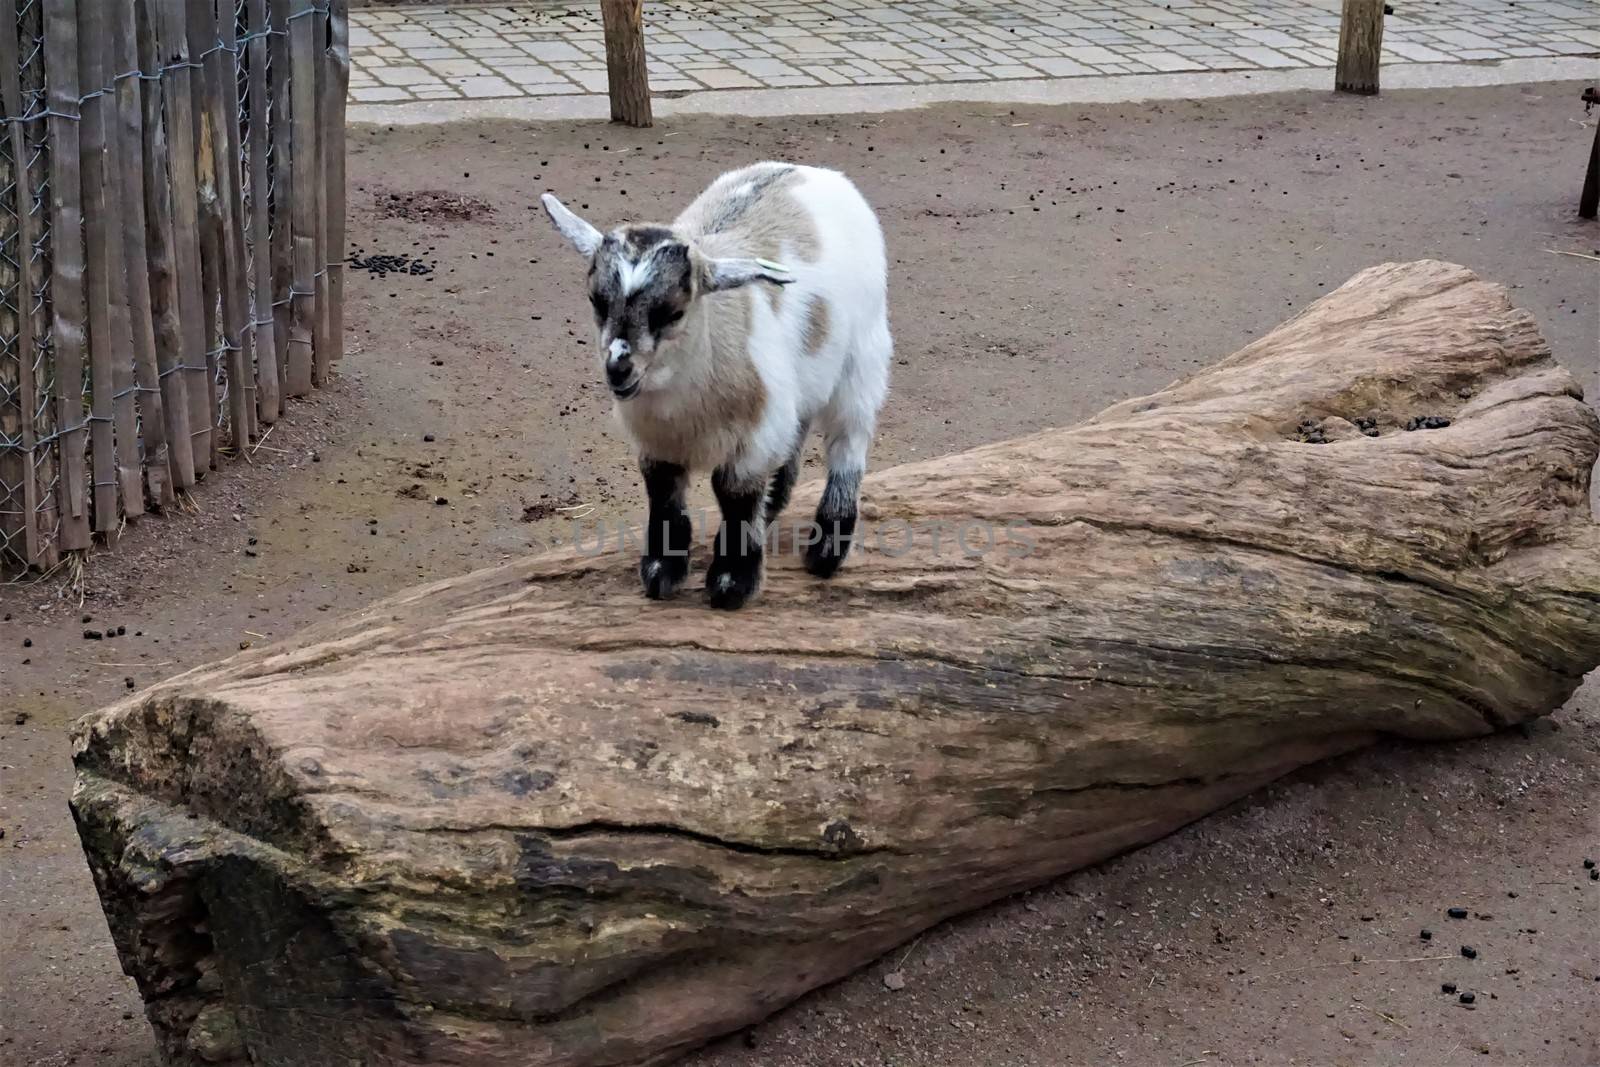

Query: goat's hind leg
left=764, top=420, right=810, bottom=525
left=807, top=434, right=864, bottom=578
left=808, top=338, right=887, bottom=578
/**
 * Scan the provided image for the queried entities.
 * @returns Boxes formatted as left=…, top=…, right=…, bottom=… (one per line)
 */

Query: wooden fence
left=0, top=0, right=349, bottom=574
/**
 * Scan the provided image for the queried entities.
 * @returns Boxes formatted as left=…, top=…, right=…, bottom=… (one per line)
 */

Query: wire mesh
left=1, top=0, right=58, bottom=572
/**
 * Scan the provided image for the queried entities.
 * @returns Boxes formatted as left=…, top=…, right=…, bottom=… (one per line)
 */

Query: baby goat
left=541, top=162, right=891, bottom=610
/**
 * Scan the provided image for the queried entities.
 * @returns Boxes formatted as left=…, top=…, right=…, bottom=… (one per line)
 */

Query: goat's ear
left=701, top=256, right=796, bottom=293
left=541, top=193, right=603, bottom=256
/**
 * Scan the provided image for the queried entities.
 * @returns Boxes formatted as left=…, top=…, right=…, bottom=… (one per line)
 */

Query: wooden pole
left=185, top=0, right=223, bottom=469
left=268, top=0, right=296, bottom=397
left=285, top=0, right=317, bottom=396
left=95, top=1, right=143, bottom=521
left=309, top=0, right=330, bottom=387
left=1335, top=0, right=1384, bottom=96
left=321, top=0, right=349, bottom=372
left=113, top=0, right=173, bottom=510
left=77, top=0, right=123, bottom=532
left=246, top=0, right=279, bottom=422
left=213, top=0, right=256, bottom=447
left=601, top=0, right=651, bottom=128
left=155, top=0, right=213, bottom=475
left=137, top=0, right=197, bottom=491
left=45, top=0, right=93, bottom=550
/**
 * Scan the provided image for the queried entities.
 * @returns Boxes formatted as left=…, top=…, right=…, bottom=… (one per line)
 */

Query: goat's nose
left=606, top=354, right=634, bottom=386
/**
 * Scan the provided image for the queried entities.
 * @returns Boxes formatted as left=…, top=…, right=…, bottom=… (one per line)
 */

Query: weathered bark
left=72, top=261, right=1600, bottom=1067
left=1335, top=0, right=1384, bottom=95
left=601, top=0, right=652, bottom=128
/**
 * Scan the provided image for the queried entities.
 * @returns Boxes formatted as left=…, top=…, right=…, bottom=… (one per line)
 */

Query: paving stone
left=1228, top=45, right=1299, bottom=67
left=989, top=64, right=1045, bottom=78
left=1027, top=56, right=1099, bottom=76
left=373, top=65, right=441, bottom=87
left=456, top=76, right=519, bottom=97
left=694, top=67, right=762, bottom=88
left=351, top=85, right=412, bottom=102
left=1133, top=51, right=1206, bottom=71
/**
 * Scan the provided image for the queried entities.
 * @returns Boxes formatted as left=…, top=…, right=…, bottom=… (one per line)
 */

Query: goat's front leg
left=640, top=458, right=691, bottom=599
left=707, top=464, right=768, bottom=610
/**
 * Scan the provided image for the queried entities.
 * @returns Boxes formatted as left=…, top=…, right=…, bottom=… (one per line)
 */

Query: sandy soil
left=2, top=82, right=1598, bottom=1067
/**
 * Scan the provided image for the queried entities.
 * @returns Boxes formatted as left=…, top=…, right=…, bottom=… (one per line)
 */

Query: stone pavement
left=349, top=0, right=1600, bottom=105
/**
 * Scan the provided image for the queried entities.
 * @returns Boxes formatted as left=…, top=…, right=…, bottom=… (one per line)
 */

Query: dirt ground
left=3, top=82, right=1599, bottom=1067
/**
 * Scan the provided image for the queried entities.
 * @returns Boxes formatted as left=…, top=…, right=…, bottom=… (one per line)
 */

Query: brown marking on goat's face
left=802, top=295, right=831, bottom=356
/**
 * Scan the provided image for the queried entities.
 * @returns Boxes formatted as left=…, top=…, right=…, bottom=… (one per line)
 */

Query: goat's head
left=541, top=194, right=793, bottom=400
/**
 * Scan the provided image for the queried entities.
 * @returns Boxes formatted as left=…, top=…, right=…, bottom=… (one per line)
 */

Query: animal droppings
left=349, top=252, right=435, bottom=278
left=1404, top=415, right=1451, bottom=431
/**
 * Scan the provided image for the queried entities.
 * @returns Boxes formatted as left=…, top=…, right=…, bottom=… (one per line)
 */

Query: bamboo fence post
left=601, top=0, right=651, bottom=128
left=270, top=0, right=302, bottom=396
left=137, top=0, right=196, bottom=491
left=309, top=0, right=329, bottom=387
left=97, top=2, right=143, bottom=520
left=112, top=0, right=172, bottom=508
left=213, top=0, right=255, bottom=446
left=0, top=0, right=40, bottom=563
left=154, top=0, right=212, bottom=474
left=286, top=0, right=316, bottom=394
left=319, top=0, right=347, bottom=373
left=1335, top=0, right=1383, bottom=95
left=245, top=0, right=278, bottom=421
left=186, top=0, right=223, bottom=468
left=43, top=0, right=91, bottom=549
left=76, top=0, right=122, bottom=532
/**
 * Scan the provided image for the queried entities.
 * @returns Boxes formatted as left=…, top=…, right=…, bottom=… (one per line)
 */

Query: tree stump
left=73, top=262, right=1600, bottom=1067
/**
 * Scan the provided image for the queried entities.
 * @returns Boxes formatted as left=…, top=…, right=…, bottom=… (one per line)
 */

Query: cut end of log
left=71, top=261, right=1600, bottom=1067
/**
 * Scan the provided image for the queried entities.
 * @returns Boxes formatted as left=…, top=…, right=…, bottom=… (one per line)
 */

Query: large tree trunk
left=72, top=261, right=1600, bottom=1067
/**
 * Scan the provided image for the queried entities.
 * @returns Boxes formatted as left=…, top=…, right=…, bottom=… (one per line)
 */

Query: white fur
left=618, top=252, right=656, bottom=297
left=747, top=167, right=888, bottom=486
left=541, top=193, right=602, bottom=256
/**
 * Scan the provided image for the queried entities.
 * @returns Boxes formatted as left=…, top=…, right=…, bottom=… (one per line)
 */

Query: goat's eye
left=590, top=293, right=609, bottom=320
left=649, top=306, right=685, bottom=334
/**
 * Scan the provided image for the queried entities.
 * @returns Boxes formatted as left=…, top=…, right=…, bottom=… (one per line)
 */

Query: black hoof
left=804, top=536, right=850, bottom=578
left=705, top=556, right=761, bottom=610
left=640, top=553, right=688, bottom=599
